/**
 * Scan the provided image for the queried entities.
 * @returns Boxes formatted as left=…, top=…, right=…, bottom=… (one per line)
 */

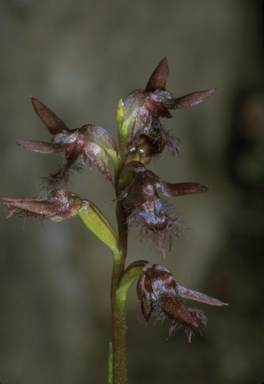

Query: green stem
left=108, top=342, right=113, bottom=384
left=110, top=201, right=129, bottom=384
left=110, top=101, right=132, bottom=383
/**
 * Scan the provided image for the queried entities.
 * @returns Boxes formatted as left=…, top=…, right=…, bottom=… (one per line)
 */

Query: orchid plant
left=2, top=57, right=227, bottom=384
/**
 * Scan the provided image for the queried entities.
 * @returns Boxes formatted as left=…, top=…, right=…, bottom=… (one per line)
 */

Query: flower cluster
left=2, top=58, right=224, bottom=346
left=3, top=58, right=215, bottom=256
left=137, top=263, right=227, bottom=342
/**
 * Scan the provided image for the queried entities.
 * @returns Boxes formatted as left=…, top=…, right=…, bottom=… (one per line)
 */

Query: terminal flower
left=123, top=57, right=215, bottom=153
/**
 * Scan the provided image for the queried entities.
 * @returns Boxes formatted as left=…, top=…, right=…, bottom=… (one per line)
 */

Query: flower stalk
left=2, top=57, right=226, bottom=384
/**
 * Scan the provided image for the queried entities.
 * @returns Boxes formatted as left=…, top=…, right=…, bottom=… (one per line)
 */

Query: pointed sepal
left=145, top=57, right=169, bottom=92
left=31, top=96, right=69, bottom=134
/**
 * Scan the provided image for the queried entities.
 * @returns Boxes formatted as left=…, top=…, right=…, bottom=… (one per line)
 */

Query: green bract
left=78, top=200, right=118, bottom=253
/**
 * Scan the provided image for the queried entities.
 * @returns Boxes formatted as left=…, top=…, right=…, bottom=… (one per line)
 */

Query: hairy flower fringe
left=127, top=200, right=181, bottom=258
left=169, top=307, right=207, bottom=341
left=4, top=207, right=44, bottom=227
left=39, top=161, right=84, bottom=192
left=152, top=123, right=182, bottom=156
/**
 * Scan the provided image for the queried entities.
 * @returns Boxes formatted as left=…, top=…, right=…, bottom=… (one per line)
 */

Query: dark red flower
left=15, top=97, right=117, bottom=189
left=119, top=161, right=208, bottom=257
left=123, top=57, right=215, bottom=154
left=2, top=189, right=83, bottom=223
left=137, top=263, right=227, bottom=342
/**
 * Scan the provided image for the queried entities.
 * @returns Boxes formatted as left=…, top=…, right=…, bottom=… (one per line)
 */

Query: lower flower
left=137, top=263, right=228, bottom=342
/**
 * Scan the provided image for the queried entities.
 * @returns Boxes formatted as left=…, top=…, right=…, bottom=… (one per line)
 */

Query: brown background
left=0, top=1, right=263, bottom=383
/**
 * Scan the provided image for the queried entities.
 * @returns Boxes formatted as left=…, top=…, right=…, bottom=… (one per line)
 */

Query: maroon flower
left=119, top=161, right=208, bottom=257
left=2, top=189, right=83, bottom=223
left=137, top=263, right=227, bottom=342
left=123, top=57, right=215, bottom=154
left=15, top=97, right=117, bottom=189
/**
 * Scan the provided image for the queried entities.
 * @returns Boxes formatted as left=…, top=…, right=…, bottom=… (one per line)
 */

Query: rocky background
left=0, top=1, right=263, bottom=383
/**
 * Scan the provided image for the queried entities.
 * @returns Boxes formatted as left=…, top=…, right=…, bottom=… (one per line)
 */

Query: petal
left=145, top=57, right=169, bottom=92
left=80, top=125, right=118, bottom=166
left=31, top=97, right=69, bottom=134
left=80, top=125, right=117, bottom=152
left=123, top=90, right=153, bottom=145
left=84, top=141, right=113, bottom=182
left=137, top=273, right=156, bottom=321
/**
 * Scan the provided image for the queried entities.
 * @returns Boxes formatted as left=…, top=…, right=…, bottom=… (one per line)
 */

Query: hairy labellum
left=127, top=199, right=180, bottom=258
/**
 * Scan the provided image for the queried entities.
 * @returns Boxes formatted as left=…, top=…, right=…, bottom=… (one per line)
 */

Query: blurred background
left=0, top=1, right=263, bottom=383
